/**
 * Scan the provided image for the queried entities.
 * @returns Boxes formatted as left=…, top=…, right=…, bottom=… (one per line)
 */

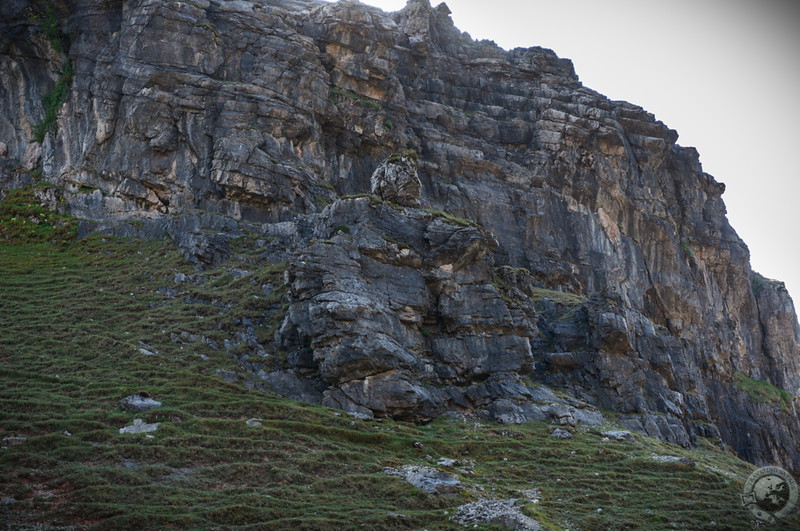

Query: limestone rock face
left=2, top=0, right=800, bottom=472
left=370, top=152, right=421, bottom=206
left=274, top=196, right=538, bottom=421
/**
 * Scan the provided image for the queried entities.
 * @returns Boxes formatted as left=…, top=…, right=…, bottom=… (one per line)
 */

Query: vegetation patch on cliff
left=0, top=184, right=77, bottom=242
left=750, top=271, right=785, bottom=297
left=29, top=5, right=74, bottom=143
left=733, top=371, right=794, bottom=410
left=423, top=208, right=478, bottom=227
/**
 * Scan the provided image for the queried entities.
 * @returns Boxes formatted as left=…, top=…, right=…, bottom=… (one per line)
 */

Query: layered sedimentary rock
left=2, top=0, right=799, bottom=471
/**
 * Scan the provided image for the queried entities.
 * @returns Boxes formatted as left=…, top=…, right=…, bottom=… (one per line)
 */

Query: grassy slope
left=0, top=194, right=795, bottom=529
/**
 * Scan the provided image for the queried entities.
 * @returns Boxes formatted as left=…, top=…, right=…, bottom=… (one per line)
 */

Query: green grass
left=733, top=371, right=794, bottom=410
left=422, top=208, right=477, bottom=227
left=0, top=193, right=794, bottom=529
left=529, top=287, right=587, bottom=306
left=0, top=185, right=77, bottom=242
left=492, top=265, right=586, bottom=307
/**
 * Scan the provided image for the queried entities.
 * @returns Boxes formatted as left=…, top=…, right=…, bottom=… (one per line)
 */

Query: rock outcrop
left=2, top=0, right=799, bottom=472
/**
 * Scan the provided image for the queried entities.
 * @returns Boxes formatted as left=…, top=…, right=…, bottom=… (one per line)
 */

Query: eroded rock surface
left=2, top=0, right=799, bottom=472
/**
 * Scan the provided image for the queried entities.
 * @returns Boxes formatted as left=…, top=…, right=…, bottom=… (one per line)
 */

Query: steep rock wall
left=2, top=0, right=799, bottom=471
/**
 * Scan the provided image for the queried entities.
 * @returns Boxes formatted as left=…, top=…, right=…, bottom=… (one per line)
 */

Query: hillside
left=0, top=205, right=789, bottom=529
left=2, top=0, right=800, bottom=527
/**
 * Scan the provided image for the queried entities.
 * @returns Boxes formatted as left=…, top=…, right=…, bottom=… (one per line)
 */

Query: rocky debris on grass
left=119, top=418, right=160, bottom=434
left=137, top=341, right=159, bottom=356
left=246, top=418, right=262, bottom=427
left=384, top=465, right=461, bottom=495
left=650, top=454, right=697, bottom=466
left=602, top=430, right=634, bottom=441
left=120, top=392, right=162, bottom=412
left=521, top=489, right=541, bottom=504
left=551, top=428, right=573, bottom=439
left=2, top=436, right=27, bottom=446
left=453, top=498, right=543, bottom=531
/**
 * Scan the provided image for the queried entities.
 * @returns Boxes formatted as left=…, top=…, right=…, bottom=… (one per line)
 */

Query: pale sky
left=330, top=0, right=800, bottom=312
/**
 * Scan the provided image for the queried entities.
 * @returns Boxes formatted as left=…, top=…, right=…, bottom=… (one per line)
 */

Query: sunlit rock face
left=2, top=0, right=799, bottom=471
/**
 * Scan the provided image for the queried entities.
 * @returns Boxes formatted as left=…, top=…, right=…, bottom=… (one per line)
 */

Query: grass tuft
left=422, top=208, right=477, bottom=227
left=733, top=371, right=793, bottom=410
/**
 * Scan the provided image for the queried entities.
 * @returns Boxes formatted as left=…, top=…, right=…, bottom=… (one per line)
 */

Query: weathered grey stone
left=385, top=465, right=462, bottom=495
left=453, top=498, right=543, bottom=531
left=120, top=393, right=162, bottom=413
left=650, top=454, right=697, bottom=466
left=572, top=408, right=606, bottom=426
left=119, top=419, right=160, bottom=434
left=370, top=153, right=422, bottom=206
left=551, top=428, right=573, bottom=439
left=602, top=430, right=634, bottom=441
left=548, top=403, right=577, bottom=427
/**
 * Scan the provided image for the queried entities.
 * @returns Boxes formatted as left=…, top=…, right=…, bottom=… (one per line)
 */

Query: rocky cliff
left=2, top=0, right=799, bottom=473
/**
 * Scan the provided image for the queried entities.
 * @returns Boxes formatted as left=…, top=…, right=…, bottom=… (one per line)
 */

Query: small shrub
left=29, top=5, right=68, bottom=53
left=33, top=58, right=73, bottom=143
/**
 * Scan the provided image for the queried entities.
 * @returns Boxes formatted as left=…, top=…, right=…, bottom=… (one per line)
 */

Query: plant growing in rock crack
left=679, top=241, right=694, bottom=258
left=733, top=371, right=793, bottom=411
left=422, top=208, right=476, bottom=227
left=29, top=5, right=73, bottom=143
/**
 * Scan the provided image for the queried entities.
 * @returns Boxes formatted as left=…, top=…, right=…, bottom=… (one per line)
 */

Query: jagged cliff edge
left=1, top=0, right=799, bottom=473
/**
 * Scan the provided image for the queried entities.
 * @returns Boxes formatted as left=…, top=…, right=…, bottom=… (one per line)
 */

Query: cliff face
left=2, top=0, right=799, bottom=472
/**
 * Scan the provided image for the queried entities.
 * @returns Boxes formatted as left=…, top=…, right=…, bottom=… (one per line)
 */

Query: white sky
left=334, top=0, right=800, bottom=311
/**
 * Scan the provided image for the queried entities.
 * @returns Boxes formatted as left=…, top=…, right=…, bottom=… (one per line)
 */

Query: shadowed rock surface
left=2, top=0, right=799, bottom=473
